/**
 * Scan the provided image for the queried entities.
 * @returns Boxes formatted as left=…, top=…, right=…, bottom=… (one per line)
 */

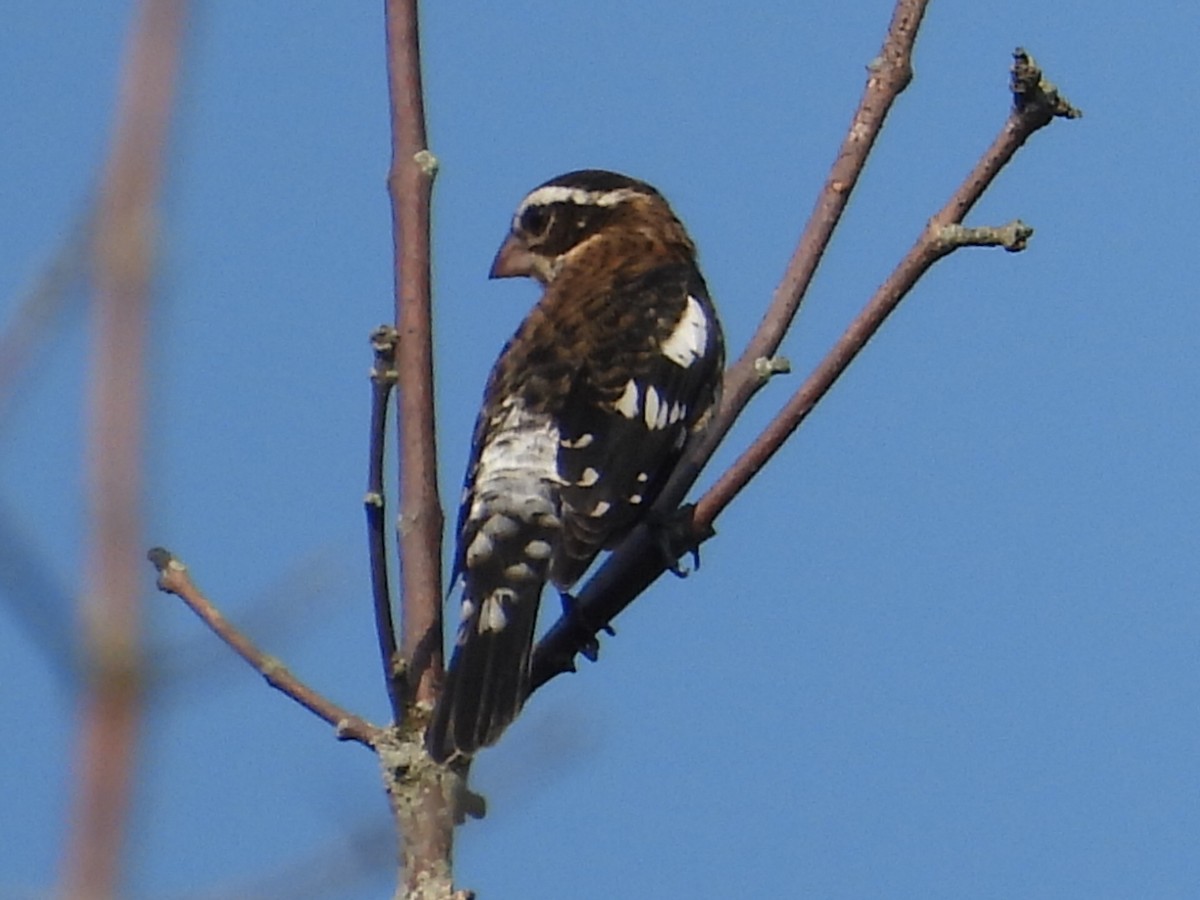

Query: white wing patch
left=613, top=379, right=640, bottom=418
left=643, top=385, right=670, bottom=430
left=660, top=295, right=709, bottom=368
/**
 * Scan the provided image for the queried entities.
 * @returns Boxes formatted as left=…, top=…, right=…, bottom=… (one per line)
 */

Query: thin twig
left=61, top=2, right=186, bottom=896
left=366, top=325, right=404, bottom=722
left=530, top=39, right=1079, bottom=690
left=146, top=548, right=381, bottom=747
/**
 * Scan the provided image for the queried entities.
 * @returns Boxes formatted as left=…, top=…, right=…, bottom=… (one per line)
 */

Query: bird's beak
left=489, top=232, right=536, bottom=279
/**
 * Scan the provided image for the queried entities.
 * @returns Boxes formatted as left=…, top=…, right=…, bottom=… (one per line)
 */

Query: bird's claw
left=559, top=591, right=615, bottom=662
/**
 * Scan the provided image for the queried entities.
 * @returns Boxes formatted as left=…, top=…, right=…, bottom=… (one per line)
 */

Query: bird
left=425, top=169, right=724, bottom=763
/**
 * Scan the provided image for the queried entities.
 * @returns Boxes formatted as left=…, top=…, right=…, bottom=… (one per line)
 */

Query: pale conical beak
left=489, top=232, right=536, bottom=279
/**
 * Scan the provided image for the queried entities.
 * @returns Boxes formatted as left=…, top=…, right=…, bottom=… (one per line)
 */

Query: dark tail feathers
left=425, top=587, right=540, bottom=763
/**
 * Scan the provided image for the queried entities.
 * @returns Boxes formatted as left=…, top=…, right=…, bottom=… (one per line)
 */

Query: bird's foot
left=558, top=590, right=615, bottom=662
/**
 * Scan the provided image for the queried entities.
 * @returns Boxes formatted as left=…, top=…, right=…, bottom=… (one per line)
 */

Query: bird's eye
left=520, top=205, right=551, bottom=236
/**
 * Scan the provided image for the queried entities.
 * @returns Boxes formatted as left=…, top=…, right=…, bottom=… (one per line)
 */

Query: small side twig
left=146, top=548, right=381, bottom=748
left=366, top=324, right=404, bottom=721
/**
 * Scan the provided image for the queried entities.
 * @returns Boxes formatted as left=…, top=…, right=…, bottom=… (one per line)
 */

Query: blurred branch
left=60, top=1, right=187, bottom=896
left=0, top=211, right=91, bottom=427
left=0, top=501, right=79, bottom=687
left=147, top=548, right=381, bottom=746
left=530, top=28, right=1079, bottom=688
left=175, top=820, right=394, bottom=900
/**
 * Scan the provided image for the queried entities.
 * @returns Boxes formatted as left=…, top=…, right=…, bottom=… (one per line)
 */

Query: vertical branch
left=384, top=0, right=444, bottom=710
left=383, top=4, right=458, bottom=899
left=60, top=0, right=187, bottom=897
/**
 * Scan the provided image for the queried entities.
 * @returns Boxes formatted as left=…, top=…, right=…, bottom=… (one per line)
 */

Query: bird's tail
left=425, top=577, right=543, bottom=763
left=426, top=483, right=559, bottom=763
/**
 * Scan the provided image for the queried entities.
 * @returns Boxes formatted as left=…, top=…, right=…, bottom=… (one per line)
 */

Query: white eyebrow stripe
left=516, top=186, right=641, bottom=220
left=660, top=295, right=710, bottom=368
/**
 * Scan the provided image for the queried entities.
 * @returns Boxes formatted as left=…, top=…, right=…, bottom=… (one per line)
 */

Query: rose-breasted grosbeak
left=426, top=170, right=724, bottom=762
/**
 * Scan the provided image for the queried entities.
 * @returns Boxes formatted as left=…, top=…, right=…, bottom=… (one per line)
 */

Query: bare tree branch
left=60, top=2, right=186, bottom=895
left=147, top=548, right=381, bottom=747
left=530, top=35, right=1079, bottom=690
left=692, top=50, right=1081, bottom=524
left=385, top=0, right=444, bottom=713
left=383, top=2, right=460, bottom=897
left=366, top=325, right=405, bottom=722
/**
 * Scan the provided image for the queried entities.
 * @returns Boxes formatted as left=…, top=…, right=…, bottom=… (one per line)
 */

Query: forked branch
left=530, top=42, right=1080, bottom=690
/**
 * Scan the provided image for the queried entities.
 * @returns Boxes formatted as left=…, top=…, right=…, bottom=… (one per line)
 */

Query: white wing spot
left=613, top=379, right=639, bottom=419
left=524, top=539, right=553, bottom=560
left=644, top=386, right=666, bottom=430
left=669, top=402, right=686, bottom=424
left=479, top=593, right=510, bottom=633
left=504, top=562, right=538, bottom=582
left=561, top=433, right=594, bottom=449
left=590, top=501, right=611, bottom=518
left=466, top=532, right=494, bottom=567
left=636, top=472, right=649, bottom=483
left=481, top=514, right=520, bottom=540
left=660, top=296, right=709, bottom=368
left=577, top=467, right=600, bottom=487
left=629, top=494, right=643, bottom=505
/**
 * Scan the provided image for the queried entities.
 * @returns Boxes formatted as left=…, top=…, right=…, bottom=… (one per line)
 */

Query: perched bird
left=426, top=170, right=724, bottom=763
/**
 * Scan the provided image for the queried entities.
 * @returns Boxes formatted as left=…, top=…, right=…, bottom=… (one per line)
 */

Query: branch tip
left=146, top=546, right=188, bottom=592
left=1011, top=48, right=1082, bottom=121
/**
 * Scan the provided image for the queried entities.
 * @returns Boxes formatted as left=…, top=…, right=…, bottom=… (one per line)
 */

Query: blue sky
left=3, top=2, right=1198, bottom=898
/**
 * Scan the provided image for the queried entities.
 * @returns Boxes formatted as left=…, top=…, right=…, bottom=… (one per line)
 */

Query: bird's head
left=490, top=169, right=695, bottom=285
